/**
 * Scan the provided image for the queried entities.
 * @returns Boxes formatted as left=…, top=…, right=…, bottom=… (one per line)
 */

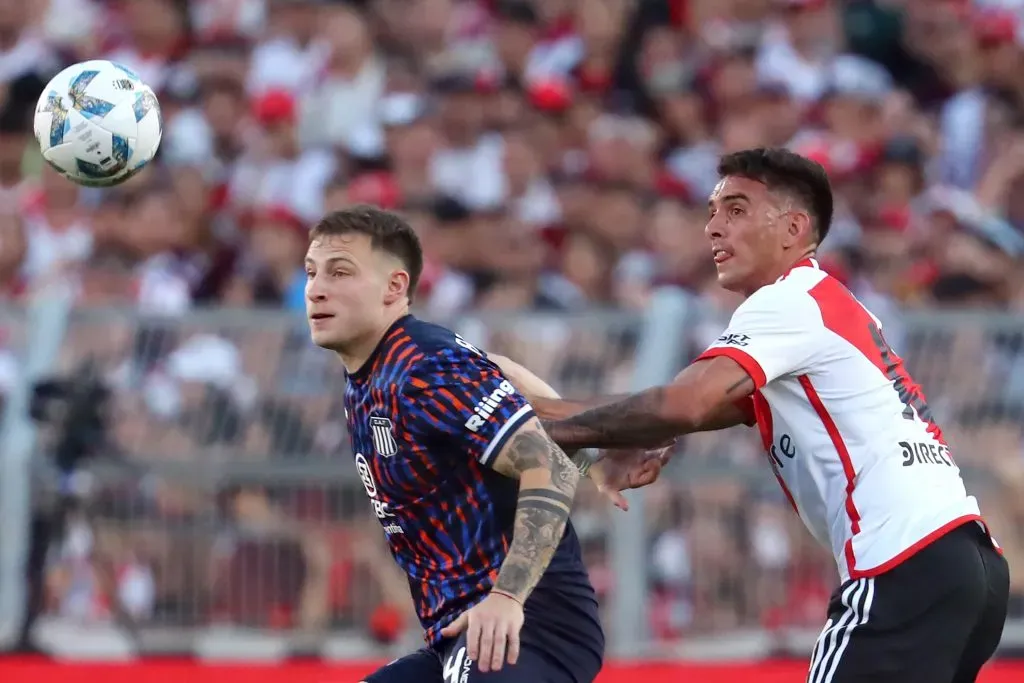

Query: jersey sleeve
left=695, top=287, right=821, bottom=389
left=402, top=345, right=536, bottom=468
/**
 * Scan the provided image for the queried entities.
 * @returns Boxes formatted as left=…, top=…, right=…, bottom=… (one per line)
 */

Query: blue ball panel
left=74, top=134, right=131, bottom=180
left=41, top=92, right=70, bottom=147
left=133, top=91, right=159, bottom=123
left=68, top=70, right=115, bottom=118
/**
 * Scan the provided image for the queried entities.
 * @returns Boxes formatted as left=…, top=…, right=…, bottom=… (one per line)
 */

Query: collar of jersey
left=776, top=257, right=820, bottom=283
left=346, top=314, right=415, bottom=383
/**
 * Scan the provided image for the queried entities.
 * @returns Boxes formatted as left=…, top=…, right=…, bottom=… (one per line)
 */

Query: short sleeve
left=696, top=288, right=820, bottom=388
left=402, top=346, right=536, bottom=468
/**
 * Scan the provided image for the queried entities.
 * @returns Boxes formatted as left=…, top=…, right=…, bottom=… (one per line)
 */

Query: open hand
left=590, top=443, right=675, bottom=511
left=439, top=591, right=525, bottom=673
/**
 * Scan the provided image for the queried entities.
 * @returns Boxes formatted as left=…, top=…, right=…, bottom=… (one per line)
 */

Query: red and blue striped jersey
left=343, top=315, right=591, bottom=645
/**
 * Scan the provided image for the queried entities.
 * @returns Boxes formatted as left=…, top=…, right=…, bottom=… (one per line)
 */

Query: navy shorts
left=807, top=521, right=1007, bottom=683
left=360, top=635, right=578, bottom=683
left=362, top=583, right=604, bottom=683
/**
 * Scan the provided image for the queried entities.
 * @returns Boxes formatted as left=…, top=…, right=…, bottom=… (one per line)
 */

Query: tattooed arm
left=487, top=353, right=607, bottom=473
left=489, top=353, right=751, bottom=444
left=541, top=356, right=757, bottom=450
left=488, top=418, right=579, bottom=603
left=535, top=278, right=829, bottom=450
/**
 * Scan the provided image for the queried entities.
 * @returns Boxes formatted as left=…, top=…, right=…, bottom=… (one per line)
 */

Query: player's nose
left=704, top=217, right=722, bottom=240
left=305, top=277, right=327, bottom=301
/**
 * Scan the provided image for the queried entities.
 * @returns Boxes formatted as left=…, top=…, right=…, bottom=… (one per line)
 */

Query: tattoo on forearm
left=531, top=394, right=633, bottom=421
left=541, top=375, right=757, bottom=449
left=495, top=486, right=573, bottom=601
left=542, top=387, right=679, bottom=449
left=543, top=372, right=758, bottom=449
left=516, top=489, right=573, bottom=515
left=569, top=449, right=599, bottom=476
left=497, top=428, right=579, bottom=497
left=492, top=426, right=579, bottom=601
left=726, top=376, right=754, bottom=396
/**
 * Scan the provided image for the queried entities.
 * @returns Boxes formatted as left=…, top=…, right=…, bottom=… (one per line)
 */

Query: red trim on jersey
left=795, top=375, right=994, bottom=578
left=774, top=471, right=800, bottom=514
left=751, top=391, right=799, bottom=514
left=751, top=391, right=773, bottom=451
left=777, top=257, right=819, bottom=281
left=798, top=375, right=863, bottom=566
left=848, top=515, right=997, bottom=579
left=791, top=257, right=818, bottom=271
left=806, top=276, right=946, bottom=444
left=696, top=347, right=767, bottom=388
left=733, top=397, right=756, bottom=426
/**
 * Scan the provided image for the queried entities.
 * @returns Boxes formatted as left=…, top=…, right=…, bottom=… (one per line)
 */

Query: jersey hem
left=847, top=514, right=992, bottom=579
left=696, top=346, right=767, bottom=388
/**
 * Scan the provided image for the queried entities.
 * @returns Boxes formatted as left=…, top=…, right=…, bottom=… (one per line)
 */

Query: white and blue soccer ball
left=34, top=60, right=162, bottom=187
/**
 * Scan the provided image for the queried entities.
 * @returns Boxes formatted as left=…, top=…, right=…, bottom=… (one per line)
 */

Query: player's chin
left=309, top=326, right=343, bottom=349
left=715, top=265, right=745, bottom=292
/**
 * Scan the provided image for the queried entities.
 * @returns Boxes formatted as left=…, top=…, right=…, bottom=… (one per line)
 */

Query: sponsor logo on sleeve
left=716, top=332, right=751, bottom=347
left=464, top=379, right=517, bottom=433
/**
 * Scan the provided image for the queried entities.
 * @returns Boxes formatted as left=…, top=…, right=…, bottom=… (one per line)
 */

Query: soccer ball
left=34, top=60, right=162, bottom=187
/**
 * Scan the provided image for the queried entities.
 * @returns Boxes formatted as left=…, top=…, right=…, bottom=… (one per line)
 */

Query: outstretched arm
left=487, top=353, right=671, bottom=508
left=491, top=353, right=755, bottom=449
left=540, top=356, right=757, bottom=450
left=487, top=353, right=608, bottom=474
left=531, top=280, right=827, bottom=450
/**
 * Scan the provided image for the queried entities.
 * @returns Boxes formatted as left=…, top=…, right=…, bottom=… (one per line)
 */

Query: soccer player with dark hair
left=500, top=148, right=1010, bottom=683
left=303, top=205, right=662, bottom=683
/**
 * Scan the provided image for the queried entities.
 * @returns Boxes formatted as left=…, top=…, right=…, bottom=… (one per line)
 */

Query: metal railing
left=1, top=290, right=1022, bottom=660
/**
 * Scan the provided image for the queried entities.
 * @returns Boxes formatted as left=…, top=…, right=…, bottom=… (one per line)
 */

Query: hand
left=590, top=444, right=675, bottom=511
left=439, top=591, right=525, bottom=673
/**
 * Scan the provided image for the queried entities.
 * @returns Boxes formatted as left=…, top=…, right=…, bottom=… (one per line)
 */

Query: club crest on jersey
left=369, top=416, right=398, bottom=457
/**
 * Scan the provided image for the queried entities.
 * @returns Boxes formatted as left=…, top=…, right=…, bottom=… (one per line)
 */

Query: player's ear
left=383, top=268, right=410, bottom=305
left=782, top=210, right=813, bottom=248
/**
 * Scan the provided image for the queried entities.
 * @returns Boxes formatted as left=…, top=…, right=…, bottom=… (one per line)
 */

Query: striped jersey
left=343, top=315, right=594, bottom=644
left=698, top=258, right=994, bottom=583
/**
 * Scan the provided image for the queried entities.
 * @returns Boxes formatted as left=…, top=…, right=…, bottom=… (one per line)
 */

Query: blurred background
left=0, top=0, right=1023, bottom=667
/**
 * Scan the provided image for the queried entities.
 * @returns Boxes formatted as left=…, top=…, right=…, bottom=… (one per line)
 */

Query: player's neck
left=743, top=249, right=818, bottom=297
left=336, top=307, right=410, bottom=374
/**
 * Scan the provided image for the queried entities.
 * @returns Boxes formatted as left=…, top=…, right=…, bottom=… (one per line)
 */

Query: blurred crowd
left=2, top=0, right=1024, bottom=651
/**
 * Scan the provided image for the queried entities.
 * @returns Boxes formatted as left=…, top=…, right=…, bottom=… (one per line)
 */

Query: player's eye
left=729, top=206, right=744, bottom=217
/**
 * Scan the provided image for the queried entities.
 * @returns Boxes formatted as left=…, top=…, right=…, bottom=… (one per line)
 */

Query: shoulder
left=400, top=318, right=497, bottom=387
left=731, top=268, right=826, bottom=327
left=403, top=317, right=486, bottom=360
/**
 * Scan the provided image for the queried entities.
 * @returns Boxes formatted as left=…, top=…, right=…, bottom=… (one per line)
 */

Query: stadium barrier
left=3, top=659, right=1024, bottom=683
left=1, top=294, right=1023, bottom=660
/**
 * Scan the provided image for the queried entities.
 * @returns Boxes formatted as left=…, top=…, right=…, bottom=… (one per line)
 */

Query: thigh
left=361, top=648, right=443, bottom=683
left=952, top=546, right=1010, bottom=683
left=441, top=632, right=579, bottom=683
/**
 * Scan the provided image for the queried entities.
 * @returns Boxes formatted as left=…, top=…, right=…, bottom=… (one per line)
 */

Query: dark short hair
left=717, top=148, right=834, bottom=244
left=311, top=205, right=424, bottom=301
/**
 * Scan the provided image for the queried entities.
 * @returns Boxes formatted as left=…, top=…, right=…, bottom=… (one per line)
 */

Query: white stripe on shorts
left=808, top=577, right=875, bottom=683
